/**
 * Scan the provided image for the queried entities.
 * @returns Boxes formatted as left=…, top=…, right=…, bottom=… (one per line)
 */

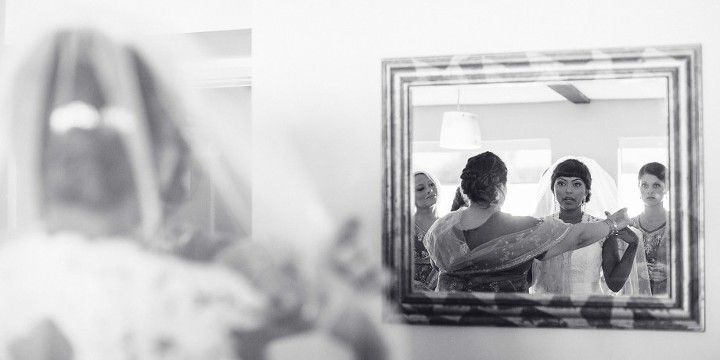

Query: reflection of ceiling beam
left=548, top=84, right=591, bottom=104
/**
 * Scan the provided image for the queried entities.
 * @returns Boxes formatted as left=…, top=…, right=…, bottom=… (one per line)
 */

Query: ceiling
left=411, top=77, right=668, bottom=107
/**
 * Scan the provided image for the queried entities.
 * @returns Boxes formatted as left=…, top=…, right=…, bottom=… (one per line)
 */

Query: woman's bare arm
left=542, top=221, right=611, bottom=259
left=601, top=228, right=640, bottom=292
left=542, top=208, right=631, bottom=260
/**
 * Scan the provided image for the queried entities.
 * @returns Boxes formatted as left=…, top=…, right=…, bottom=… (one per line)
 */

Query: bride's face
left=553, top=176, right=588, bottom=211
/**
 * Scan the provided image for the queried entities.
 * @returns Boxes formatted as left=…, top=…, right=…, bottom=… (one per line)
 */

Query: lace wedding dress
left=0, top=233, right=268, bottom=359
left=0, top=23, right=391, bottom=360
left=531, top=213, right=606, bottom=294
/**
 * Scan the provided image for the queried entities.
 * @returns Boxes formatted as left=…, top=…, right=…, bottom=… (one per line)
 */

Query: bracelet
left=603, top=218, right=618, bottom=236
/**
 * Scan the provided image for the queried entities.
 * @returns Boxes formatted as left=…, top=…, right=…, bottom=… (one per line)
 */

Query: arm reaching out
left=543, top=208, right=631, bottom=260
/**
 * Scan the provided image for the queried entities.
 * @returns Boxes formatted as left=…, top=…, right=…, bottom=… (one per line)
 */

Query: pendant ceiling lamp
left=438, top=88, right=481, bottom=150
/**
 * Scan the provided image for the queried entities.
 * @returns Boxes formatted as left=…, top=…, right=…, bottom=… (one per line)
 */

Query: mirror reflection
left=411, top=78, right=669, bottom=297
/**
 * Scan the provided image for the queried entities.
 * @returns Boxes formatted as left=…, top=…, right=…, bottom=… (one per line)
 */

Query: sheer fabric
left=616, top=226, right=653, bottom=296
left=424, top=210, right=571, bottom=286
left=532, top=213, right=605, bottom=294
left=0, top=232, right=267, bottom=359
left=632, top=216, right=669, bottom=295
left=0, top=25, right=391, bottom=359
left=531, top=156, right=652, bottom=296
left=0, top=26, right=254, bottom=243
left=0, top=26, right=265, bottom=359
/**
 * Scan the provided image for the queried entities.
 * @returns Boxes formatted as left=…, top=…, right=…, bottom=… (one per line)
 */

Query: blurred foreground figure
left=0, top=27, right=388, bottom=360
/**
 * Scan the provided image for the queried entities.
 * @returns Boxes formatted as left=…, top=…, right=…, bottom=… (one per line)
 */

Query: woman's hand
left=604, top=210, right=637, bottom=244
left=614, top=228, right=639, bottom=245
left=648, top=263, right=668, bottom=281
left=604, top=208, right=632, bottom=230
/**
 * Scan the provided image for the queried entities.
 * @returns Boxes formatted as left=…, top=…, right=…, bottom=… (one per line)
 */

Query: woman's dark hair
left=460, top=151, right=507, bottom=206
left=450, top=187, right=468, bottom=211
left=44, top=127, right=136, bottom=211
left=41, top=29, right=189, bottom=213
left=638, top=162, right=666, bottom=183
left=551, top=159, right=592, bottom=203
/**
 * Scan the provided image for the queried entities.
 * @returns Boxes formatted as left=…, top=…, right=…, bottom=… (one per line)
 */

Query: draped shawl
left=424, top=211, right=572, bottom=275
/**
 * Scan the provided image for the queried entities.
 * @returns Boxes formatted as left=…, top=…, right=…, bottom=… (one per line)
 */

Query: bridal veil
left=531, top=156, right=652, bottom=296
left=0, top=19, right=391, bottom=359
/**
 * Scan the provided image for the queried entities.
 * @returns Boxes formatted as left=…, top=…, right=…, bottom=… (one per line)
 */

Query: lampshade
left=438, top=111, right=481, bottom=149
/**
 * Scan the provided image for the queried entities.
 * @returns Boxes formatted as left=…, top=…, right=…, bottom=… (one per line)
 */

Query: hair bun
left=459, top=152, right=508, bottom=205
left=462, top=169, right=495, bottom=203
left=460, top=168, right=480, bottom=181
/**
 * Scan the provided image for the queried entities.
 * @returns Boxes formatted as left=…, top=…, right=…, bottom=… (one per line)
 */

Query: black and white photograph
left=0, top=1, right=717, bottom=360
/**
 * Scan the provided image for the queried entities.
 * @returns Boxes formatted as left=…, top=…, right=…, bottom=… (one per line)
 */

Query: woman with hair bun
left=424, top=152, right=636, bottom=293
left=0, top=27, right=265, bottom=359
left=0, top=26, right=390, bottom=360
left=450, top=187, right=469, bottom=212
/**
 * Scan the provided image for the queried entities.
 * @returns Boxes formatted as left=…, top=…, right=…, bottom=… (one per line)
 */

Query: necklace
left=414, top=221, right=428, bottom=238
left=414, top=215, right=437, bottom=239
left=413, top=214, right=438, bottom=236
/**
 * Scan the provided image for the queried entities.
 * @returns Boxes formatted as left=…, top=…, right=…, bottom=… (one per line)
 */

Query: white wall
left=414, top=98, right=667, bottom=180
left=3, top=0, right=251, bottom=44
left=254, top=1, right=719, bottom=359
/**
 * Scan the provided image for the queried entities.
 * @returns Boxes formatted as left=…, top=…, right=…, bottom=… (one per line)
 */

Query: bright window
left=617, top=137, right=669, bottom=217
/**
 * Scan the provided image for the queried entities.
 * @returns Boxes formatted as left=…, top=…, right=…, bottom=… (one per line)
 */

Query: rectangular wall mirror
left=382, top=46, right=703, bottom=330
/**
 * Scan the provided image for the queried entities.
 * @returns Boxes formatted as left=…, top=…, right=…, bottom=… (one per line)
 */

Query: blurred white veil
left=0, top=17, right=393, bottom=359
left=0, top=27, right=251, bottom=242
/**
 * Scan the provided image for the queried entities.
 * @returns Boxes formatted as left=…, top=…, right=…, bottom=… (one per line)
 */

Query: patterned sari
left=413, top=223, right=439, bottom=291
left=424, top=210, right=572, bottom=293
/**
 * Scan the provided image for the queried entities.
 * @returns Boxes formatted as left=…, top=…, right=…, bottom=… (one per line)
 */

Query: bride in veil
left=0, top=24, right=390, bottom=359
left=0, top=25, right=266, bottom=359
left=531, top=156, right=651, bottom=296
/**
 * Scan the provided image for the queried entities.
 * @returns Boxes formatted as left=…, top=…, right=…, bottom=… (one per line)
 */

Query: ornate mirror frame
left=382, top=45, right=704, bottom=330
